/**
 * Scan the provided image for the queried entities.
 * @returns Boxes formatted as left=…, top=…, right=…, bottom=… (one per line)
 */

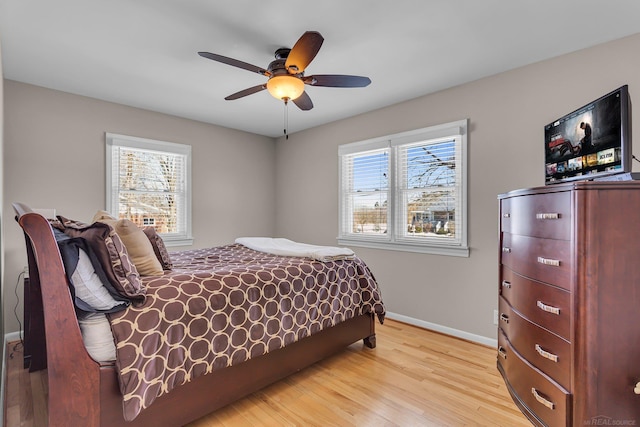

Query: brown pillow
left=57, top=216, right=145, bottom=304
left=97, top=217, right=164, bottom=276
left=142, top=226, right=173, bottom=270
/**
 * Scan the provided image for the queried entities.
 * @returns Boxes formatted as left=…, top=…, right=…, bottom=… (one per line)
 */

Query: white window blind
left=396, top=136, right=462, bottom=246
left=340, top=147, right=390, bottom=239
left=106, top=133, right=193, bottom=246
left=338, top=119, right=468, bottom=257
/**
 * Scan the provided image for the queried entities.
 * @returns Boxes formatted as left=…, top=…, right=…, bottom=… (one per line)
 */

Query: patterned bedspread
left=108, top=244, right=385, bottom=421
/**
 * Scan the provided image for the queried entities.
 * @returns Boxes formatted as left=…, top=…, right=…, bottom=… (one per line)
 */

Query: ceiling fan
left=198, top=31, right=371, bottom=111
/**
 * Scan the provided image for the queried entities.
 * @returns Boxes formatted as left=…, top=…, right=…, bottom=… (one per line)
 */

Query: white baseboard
left=5, top=331, right=21, bottom=344
left=385, top=311, right=498, bottom=348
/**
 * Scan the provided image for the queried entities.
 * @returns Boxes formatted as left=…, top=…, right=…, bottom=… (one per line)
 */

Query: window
left=106, top=133, right=193, bottom=246
left=338, top=119, right=468, bottom=257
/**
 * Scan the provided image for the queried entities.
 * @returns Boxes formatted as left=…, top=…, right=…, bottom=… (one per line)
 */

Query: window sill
left=337, top=238, right=469, bottom=257
left=162, top=236, right=194, bottom=248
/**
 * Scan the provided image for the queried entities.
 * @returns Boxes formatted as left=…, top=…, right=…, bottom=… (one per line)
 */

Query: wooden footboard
left=100, top=313, right=375, bottom=426
left=14, top=203, right=377, bottom=427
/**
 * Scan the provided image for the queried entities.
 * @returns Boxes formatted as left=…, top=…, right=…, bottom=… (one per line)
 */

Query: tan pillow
left=97, top=215, right=164, bottom=276
left=92, top=210, right=116, bottom=222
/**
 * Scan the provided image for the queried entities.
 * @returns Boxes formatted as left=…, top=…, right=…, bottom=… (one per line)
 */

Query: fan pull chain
left=283, top=98, right=289, bottom=140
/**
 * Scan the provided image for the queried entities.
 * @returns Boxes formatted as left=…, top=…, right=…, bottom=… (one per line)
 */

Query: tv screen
left=544, top=85, right=631, bottom=185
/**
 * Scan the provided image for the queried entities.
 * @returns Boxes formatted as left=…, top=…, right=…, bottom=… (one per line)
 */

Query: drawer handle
left=634, top=382, right=640, bottom=395
left=498, top=346, right=507, bottom=359
left=501, top=280, right=511, bottom=289
left=531, top=388, right=555, bottom=410
left=536, top=300, right=560, bottom=315
left=535, top=344, right=559, bottom=363
left=536, top=212, right=560, bottom=220
left=503, top=213, right=511, bottom=218
left=500, top=313, right=509, bottom=324
left=502, top=247, right=511, bottom=253
left=537, top=256, right=560, bottom=266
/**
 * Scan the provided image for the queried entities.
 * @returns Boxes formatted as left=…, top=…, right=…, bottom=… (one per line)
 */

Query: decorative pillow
left=97, top=216, right=164, bottom=276
left=53, top=228, right=129, bottom=313
left=142, top=226, right=173, bottom=270
left=92, top=210, right=116, bottom=223
left=57, top=216, right=146, bottom=304
left=78, top=313, right=117, bottom=362
left=71, top=249, right=128, bottom=311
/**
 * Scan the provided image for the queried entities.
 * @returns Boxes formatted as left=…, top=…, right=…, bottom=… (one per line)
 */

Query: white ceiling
left=2, top=1, right=640, bottom=138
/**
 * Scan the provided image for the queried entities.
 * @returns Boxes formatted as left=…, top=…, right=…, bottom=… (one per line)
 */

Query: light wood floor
left=4, top=319, right=530, bottom=426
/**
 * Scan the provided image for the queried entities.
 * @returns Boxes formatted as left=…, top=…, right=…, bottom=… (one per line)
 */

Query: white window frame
left=105, top=133, right=193, bottom=247
left=338, top=119, right=469, bottom=257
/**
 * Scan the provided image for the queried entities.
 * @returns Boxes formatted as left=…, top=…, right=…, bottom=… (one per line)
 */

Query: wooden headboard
left=13, top=203, right=102, bottom=425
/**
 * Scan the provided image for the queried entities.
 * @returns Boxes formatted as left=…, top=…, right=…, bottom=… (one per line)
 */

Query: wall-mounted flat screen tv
left=544, top=85, right=631, bottom=185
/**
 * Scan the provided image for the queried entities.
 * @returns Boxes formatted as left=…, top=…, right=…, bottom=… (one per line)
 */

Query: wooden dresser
left=497, top=182, right=640, bottom=427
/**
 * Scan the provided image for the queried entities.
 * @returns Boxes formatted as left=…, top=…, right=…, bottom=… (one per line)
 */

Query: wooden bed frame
left=14, top=203, right=377, bottom=427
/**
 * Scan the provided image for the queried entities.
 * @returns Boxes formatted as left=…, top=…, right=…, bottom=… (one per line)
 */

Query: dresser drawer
left=499, top=296, right=571, bottom=390
left=501, top=233, right=572, bottom=290
left=501, top=192, right=572, bottom=240
left=500, top=267, right=571, bottom=341
left=497, top=330, right=570, bottom=427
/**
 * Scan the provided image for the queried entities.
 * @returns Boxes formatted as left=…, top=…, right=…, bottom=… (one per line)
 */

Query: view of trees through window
left=118, top=147, right=183, bottom=234
left=402, top=139, right=457, bottom=239
left=349, top=139, right=457, bottom=240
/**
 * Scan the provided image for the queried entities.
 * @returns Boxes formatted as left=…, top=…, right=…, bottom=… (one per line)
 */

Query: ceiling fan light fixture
left=199, top=31, right=370, bottom=112
left=266, top=75, right=305, bottom=101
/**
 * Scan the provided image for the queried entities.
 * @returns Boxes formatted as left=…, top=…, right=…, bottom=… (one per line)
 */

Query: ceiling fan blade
left=303, top=74, right=371, bottom=88
left=285, top=31, right=324, bottom=74
left=292, top=91, right=313, bottom=111
left=225, top=84, right=267, bottom=100
left=198, top=51, right=270, bottom=77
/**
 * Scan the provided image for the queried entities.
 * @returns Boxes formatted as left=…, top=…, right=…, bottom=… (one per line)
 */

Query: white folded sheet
left=235, top=237, right=355, bottom=262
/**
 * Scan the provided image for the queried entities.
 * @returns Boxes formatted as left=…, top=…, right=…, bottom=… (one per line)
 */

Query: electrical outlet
left=23, top=265, right=30, bottom=279
left=493, top=309, right=499, bottom=325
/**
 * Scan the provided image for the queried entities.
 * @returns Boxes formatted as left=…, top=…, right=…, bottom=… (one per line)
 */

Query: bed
left=13, top=202, right=385, bottom=427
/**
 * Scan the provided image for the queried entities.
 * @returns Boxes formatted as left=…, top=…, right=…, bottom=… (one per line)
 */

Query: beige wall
left=275, top=33, right=640, bottom=340
left=2, top=81, right=276, bottom=333
left=1, top=30, right=5, bottom=421
left=3, top=32, right=640, bottom=341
